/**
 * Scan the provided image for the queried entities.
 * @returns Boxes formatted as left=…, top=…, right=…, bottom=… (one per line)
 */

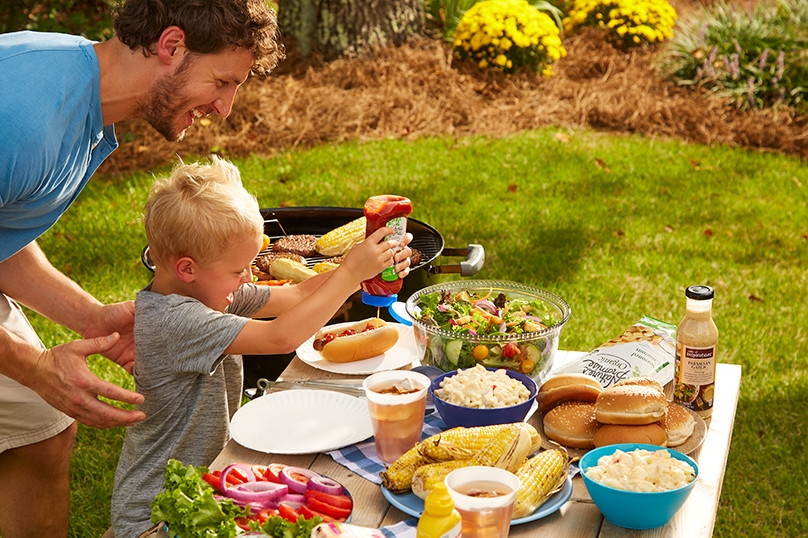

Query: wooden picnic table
left=211, top=355, right=742, bottom=537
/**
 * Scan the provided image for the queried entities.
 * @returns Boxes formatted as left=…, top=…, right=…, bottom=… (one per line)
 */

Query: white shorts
left=0, top=294, right=74, bottom=453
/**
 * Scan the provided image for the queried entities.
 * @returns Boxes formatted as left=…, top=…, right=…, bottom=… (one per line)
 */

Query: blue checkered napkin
left=379, top=518, right=418, bottom=538
left=327, top=411, right=446, bottom=484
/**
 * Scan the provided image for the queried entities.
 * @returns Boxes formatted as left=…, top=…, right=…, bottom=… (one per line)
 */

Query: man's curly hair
left=112, top=0, right=284, bottom=76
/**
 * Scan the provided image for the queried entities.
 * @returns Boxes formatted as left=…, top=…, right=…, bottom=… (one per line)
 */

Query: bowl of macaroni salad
left=579, top=443, right=699, bottom=530
left=429, top=365, right=538, bottom=428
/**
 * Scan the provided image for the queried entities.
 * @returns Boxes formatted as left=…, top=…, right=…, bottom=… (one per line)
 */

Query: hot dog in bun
left=312, top=318, right=399, bottom=363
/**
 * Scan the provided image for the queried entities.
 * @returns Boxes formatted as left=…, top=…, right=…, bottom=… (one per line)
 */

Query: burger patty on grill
left=254, top=252, right=306, bottom=273
left=272, top=234, right=318, bottom=257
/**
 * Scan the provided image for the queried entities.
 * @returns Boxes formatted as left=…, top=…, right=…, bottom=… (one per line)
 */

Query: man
left=0, top=0, right=283, bottom=535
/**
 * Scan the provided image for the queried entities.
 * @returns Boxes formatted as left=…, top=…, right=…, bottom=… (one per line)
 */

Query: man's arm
left=0, top=243, right=145, bottom=428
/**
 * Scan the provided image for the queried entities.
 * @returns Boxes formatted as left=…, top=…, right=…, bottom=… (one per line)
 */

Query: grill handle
left=427, top=244, right=485, bottom=276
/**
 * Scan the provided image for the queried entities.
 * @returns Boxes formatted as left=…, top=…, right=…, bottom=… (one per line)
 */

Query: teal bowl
left=579, top=443, right=699, bottom=530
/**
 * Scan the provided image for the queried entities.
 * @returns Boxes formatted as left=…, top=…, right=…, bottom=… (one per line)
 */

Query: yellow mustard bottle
left=416, top=482, right=462, bottom=538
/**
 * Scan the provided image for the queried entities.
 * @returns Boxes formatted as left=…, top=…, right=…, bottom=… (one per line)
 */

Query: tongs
left=245, top=377, right=366, bottom=399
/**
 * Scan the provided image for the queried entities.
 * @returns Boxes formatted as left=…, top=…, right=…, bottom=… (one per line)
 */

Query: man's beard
left=137, top=54, right=195, bottom=142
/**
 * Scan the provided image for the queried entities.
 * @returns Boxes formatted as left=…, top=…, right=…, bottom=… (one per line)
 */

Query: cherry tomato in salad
left=304, top=489, right=353, bottom=511
left=502, top=342, right=520, bottom=358
left=307, top=497, right=352, bottom=520
left=472, top=344, right=489, bottom=360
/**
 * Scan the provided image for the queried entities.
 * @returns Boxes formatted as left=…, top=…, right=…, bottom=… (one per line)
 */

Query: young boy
left=111, top=156, right=411, bottom=537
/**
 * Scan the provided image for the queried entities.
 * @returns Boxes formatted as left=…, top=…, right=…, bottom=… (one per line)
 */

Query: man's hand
left=81, top=301, right=135, bottom=374
left=34, top=333, right=145, bottom=429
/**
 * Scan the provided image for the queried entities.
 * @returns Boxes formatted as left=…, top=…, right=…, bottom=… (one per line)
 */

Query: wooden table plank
left=211, top=359, right=741, bottom=537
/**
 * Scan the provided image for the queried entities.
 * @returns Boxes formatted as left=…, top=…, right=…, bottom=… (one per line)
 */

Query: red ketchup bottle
left=360, top=195, right=412, bottom=308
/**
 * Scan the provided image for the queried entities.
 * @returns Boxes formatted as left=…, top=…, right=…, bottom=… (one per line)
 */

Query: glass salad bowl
left=405, top=280, right=571, bottom=384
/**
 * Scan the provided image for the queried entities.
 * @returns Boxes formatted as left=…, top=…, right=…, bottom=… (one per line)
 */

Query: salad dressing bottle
left=674, top=285, right=719, bottom=418
left=360, top=195, right=412, bottom=310
left=416, top=482, right=462, bottom=538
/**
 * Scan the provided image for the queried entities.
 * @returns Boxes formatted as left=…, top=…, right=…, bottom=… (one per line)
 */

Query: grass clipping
left=101, top=29, right=808, bottom=175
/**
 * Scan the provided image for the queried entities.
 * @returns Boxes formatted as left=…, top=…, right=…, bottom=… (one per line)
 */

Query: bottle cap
left=388, top=301, right=413, bottom=326
left=361, top=292, right=397, bottom=308
left=424, top=482, right=455, bottom=517
left=686, top=285, right=714, bottom=300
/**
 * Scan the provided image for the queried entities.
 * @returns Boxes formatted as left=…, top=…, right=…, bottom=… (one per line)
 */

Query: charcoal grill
left=140, top=206, right=484, bottom=383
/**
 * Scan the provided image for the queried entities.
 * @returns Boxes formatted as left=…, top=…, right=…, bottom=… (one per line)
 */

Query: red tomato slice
left=304, top=489, right=353, bottom=510
left=235, top=517, right=255, bottom=531
left=211, top=469, right=242, bottom=486
left=278, top=502, right=301, bottom=523
left=201, top=473, right=221, bottom=492
left=307, top=497, right=352, bottom=520
left=251, top=465, right=268, bottom=481
left=258, top=508, right=279, bottom=522
left=299, top=504, right=336, bottom=523
left=265, top=463, right=287, bottom=484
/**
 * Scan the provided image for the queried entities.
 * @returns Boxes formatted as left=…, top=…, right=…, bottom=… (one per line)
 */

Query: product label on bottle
left=381, top=217, right=407, bottom=282
left=441, top=522, right=461, bottom=538
left=674, top=343, right=716, bottom=414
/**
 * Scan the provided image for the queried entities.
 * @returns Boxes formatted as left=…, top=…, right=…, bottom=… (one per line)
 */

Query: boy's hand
left=342, top=227, right=413, bottom=282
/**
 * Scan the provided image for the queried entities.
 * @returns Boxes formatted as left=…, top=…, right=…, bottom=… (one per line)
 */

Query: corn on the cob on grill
left=269, top=258, right=318, bottom=283
left=379, top=445, right=429, bottom=493
left=312, top=261, right=340, bottom=273
left=315, top=217, right=367, bottom=256
left=512, top=449, right=569, bottom=518
left=411, top=423, right=532, bottom=499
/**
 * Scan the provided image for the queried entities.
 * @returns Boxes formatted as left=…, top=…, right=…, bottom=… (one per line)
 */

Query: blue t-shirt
left=0, top=31, right=118, bottom=262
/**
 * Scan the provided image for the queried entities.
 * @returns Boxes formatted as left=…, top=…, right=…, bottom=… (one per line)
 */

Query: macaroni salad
left=435, top=364, right=531, bottom=409
left=585, top=448, right=696, bottom=492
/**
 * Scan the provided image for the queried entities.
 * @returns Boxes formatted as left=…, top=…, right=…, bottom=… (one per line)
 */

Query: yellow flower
left=479, top=59, right=489, bottom=68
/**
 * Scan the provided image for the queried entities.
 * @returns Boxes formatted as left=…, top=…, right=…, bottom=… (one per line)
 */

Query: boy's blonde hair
left=144, top=156, right=264, bottom=268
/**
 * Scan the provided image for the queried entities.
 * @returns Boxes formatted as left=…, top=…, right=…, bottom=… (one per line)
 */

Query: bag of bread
left=551, top=316, right=676, bottom=389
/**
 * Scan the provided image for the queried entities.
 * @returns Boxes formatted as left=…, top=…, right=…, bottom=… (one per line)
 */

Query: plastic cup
left=444, top=466, right=520, bottom=538
left=363, top=370, right=430, bottom=463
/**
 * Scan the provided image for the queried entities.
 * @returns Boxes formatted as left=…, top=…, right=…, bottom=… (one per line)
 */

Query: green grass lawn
left=27, top=127, right=808, bottom=536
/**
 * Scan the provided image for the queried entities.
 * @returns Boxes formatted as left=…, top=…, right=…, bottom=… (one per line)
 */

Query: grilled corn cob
left=379, top=445, right=429, bottom=493
left=312, top=261, right=340, bottom=274
left=512, top=449, right=569, bottom=518
left=269, top=258, right=318, bottom=283
left=315, top=217, right=367, bottom=256
left=417, top=435, right=474, bottom=462
left=412, top=423, right=532, bottom=499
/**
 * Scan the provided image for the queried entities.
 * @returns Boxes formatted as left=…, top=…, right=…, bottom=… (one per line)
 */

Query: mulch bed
left=99, top=2, right=807, bottom=176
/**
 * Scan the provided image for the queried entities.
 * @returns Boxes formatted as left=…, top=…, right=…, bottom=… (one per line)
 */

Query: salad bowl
left=405, top=280, right=571, bottom=383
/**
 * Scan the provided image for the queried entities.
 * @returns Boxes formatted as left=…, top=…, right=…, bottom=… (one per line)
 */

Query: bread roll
left=538, top=373, right=603, bottom=414
left=661, top=403, right=696, bottom=446
left=593, top=423, right=668, bottom=448
left=613, top=376, right=665, bottom=394
left=595, top=385, right=667, bottom=425
left=543, top=402, right=601, bottom=449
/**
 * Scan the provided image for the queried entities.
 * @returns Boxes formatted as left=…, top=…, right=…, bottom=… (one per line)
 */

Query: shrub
left=1, top=0, right=115, bottom=41
left=427, top=0, right=563, bottom=42
left=659, top=0, right=808, bottom=112
left=563, top=0, right=678, bottom=49
left=452, top=0, right=566, bottom=76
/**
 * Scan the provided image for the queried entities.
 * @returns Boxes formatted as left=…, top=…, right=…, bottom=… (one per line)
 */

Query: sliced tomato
left=235, top=517, right=256, bottom=531
left=251, top=465, right=268, bottom=481
left=307, top=497, right=352, bottom=520
left=278, top=502, right=301, bottom=523
left=201, top=473, right=222, bottom=492
left=211, top=469, right=243, bottom=486
left=299, top=504, right=336, bottom=523
left=258, top=508, right=279, bottom=522
left=304, top=489, right=353, bottom=510
left=265, top=463, right=287, bottom=483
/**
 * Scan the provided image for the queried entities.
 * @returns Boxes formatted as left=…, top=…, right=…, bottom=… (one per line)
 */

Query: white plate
left=230, top=390, right=373, bottom=454
left=381, top=475, right=573, bottom=525
left=296, top=322, right=420, bottom=375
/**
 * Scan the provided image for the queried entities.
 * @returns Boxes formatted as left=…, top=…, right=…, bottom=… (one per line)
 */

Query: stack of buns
left=540, top=375, right=695, bottom=449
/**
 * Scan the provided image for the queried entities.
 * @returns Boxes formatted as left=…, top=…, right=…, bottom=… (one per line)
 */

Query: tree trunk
left=278, top=0, right=424, bottom=61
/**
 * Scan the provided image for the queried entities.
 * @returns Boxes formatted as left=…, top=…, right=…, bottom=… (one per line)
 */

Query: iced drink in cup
left=445, top=466, right=520, bottom=538
left=362, top=370, right=430, bottom=463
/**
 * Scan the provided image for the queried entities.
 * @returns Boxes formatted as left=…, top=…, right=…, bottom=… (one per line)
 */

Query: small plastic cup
left=362, top=370, right=430, bottom=463
left=444, top=466, right=520, bottom=538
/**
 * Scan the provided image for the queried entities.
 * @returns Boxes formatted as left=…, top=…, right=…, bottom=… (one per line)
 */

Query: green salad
left=412, top=288, right=563, bottom=375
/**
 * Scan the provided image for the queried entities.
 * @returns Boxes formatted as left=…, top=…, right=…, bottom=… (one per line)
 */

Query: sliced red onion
left=499, top=322, right=507, bottom=333
left=278, top=493, right=307, bottom=504
left=279, top=466, right=319, bottom=494
left=220, top=463, right=256, bottom=492
left=224, top=481, right=288, bottom=505
left=308, top=475, right=344, bottom=496
left=474, top=300, right=499, bottom=316
left=437, top=303, right=449, bottom=312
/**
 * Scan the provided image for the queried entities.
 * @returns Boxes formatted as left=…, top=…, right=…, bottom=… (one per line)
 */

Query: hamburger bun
left=613, top=376, right=665, bottom=394
left=661, top=403, right=696, bottom=446
left=538, top=374, right=603, bottom=414
left=543, top=401, right=601, bottom=449
left=593, top=423, right=668, bottom=448
left=595, top=385, right=668, bottom=425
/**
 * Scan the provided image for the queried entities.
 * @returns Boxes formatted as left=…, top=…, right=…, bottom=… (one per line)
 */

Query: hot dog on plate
left=312, top=318, right=399, bottom=363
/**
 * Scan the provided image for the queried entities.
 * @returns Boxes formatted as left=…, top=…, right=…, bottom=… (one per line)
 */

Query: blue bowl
left=429, top=368, right=538, bottom=429
left=579, top=443, right=700, bottom=530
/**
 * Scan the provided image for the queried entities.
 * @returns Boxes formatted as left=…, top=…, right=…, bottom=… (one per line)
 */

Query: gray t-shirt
left=111, top=282, right=272, bottom=537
